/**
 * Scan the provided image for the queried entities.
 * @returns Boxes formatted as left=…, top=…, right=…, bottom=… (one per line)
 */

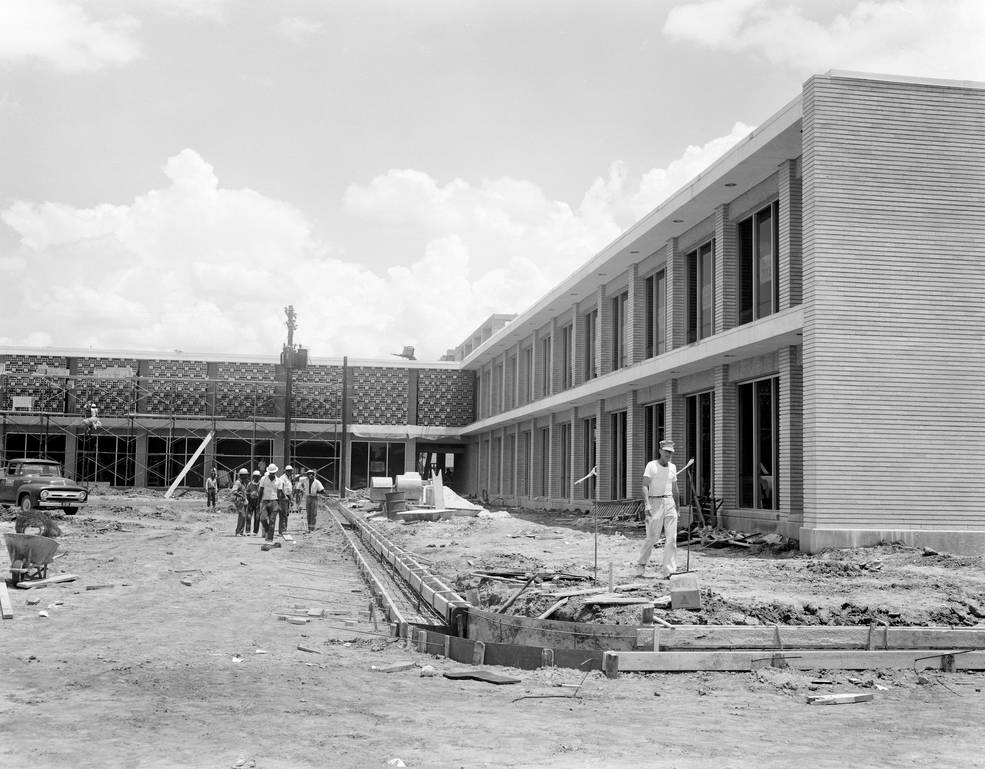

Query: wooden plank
left=613, top=650, right=985, bottom=673
left=584, top=594, right=653, bottom=606
left=467, top=607, right=643, bottom=651
left=16, top=574, right=78, bottom=590
left=164, top=430, right=214, bottom=498
left=546, top=587, right=607, bottom=599
left=443, top=669, right=521, bottom=685
left=808, top=693, right=875, bottom=706
left=0, top=582, right=13, bottom=619
left=538, top=598, right=568, bottom=620
left=648, top=626, right=985, bottom=651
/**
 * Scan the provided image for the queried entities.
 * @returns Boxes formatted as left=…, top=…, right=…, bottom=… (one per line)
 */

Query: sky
left=1, top=0, right=983, bottom=361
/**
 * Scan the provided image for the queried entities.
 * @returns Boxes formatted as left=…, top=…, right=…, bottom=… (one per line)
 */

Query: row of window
left=479, top=376, right=780, bottom=511
left=477, top=202, right=782, bottom=418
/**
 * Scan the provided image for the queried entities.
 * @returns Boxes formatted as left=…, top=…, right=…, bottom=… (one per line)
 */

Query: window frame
left=686, top=240, right=715, bottom=343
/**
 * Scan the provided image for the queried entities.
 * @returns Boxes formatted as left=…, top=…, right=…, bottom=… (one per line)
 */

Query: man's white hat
left=266, top=463, right=278, bottom=473
left=238, top=468, right=249, bottom=475
left=659, top=439, right=676, bottom=453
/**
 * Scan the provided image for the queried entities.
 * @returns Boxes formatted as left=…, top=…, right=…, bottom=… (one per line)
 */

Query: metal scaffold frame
left=0, top=369, right=344, bottom=492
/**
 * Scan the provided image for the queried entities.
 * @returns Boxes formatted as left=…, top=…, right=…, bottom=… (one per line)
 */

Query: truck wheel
left=19, top=495, right=33, bottom=512
left=64, top=507, right=78, bottom=516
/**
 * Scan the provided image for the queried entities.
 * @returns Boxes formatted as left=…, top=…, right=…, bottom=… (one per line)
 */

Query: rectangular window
left=558, top=422, right=571, bottom=498
left=348, top=440, right=404, bottom=491
left=560, top=325, right=573, bottom=390
left=77, top=434, right=136, bottom=487
left=611, top=292, right=629, bottom=370
left=685, top=391, right=714, bottom=502
left=738, top=202, right=780, bottom=325
left=582, top=417, right=597, bottom=500
left=643, top=402, right=665, bottom=462
left=584, top=309, right=598, bottom=380
left=644, top=270, right=667, bottom=358
left=539, top=337, right=552, bottom=398
left=475, top=374, right=483, bottom=420
left=687, top=241, right=715, bottom=343
left=492, top=363, right=503, bottom=414
left=147, top=436, right=205, bottom=488
left=538, top=427, right=550, bottom=497
left=609, top=411, right=627, bottom=499
left=3, top=433, right=67, bottom=469
left=738, top=377, right=779, bottom=509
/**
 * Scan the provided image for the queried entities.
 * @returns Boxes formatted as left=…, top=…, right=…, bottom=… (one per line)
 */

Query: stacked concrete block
left=350, top=366, right=409, bottom=425
left=76, top=356, right=139, bottom=417
left=0, top=354, right=68, bottom=413
left=215, top=361, right=277, bottom=419
left=417, top=369, right=474, bottom=427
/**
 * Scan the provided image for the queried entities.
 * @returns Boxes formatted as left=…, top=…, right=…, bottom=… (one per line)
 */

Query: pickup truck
left=0, top=458, right=88, bottom=515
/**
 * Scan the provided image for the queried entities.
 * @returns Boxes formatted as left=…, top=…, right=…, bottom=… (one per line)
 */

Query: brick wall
left=77, top=356, right=139, bottom=416
left=292, top=364, right=343, bottom=421
left=142, top=359, right=209, bottom=416
left=0, top=354, right=68, bottom=412
left=215, top=361, right=277, bottom=419
left=417, top=368, right=474, bottom=427
left=350, top=366, right=408, bottom=424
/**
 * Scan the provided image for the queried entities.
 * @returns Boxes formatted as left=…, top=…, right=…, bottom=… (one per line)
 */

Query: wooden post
left=603, top=651, right=620, bottom=679
left=472, top=641, right=486, bottom=666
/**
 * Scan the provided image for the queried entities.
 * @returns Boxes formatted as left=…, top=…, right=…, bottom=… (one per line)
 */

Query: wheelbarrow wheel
left=10, top=559, right=23, bottom=586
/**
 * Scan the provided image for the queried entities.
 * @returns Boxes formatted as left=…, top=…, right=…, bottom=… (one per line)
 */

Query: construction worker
left=205, top=468, right=219, bottom=511
left=81, top=402, right=102, bottom=435
left=258, top=463, right=280, bottom=542
left=231, top=468, right=250, bottom=536
left=636, top=439, right=680, bottom=579
left=277, top=465, right=294, bottom=536
left=293, top=468, right=305, bottom=513
left=247, top=470, right=262, bottom=535
left=304, top=469, right=324, bottom=531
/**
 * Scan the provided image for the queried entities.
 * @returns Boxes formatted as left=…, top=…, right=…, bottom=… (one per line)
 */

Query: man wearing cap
left=205, top=467, right=219, bottom=511
left=258, top=463, right=281, bottom=542
left=276, top=465, right=295, bottom=536
left=246, top=470, right=262, bottom=535
left=231, top=468, right=251, bottom=536
left=303, top=469, right=325, bottom=531
left=636, top=439, right=680, bottom=579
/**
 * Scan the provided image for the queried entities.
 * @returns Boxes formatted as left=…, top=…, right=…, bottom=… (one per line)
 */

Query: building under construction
left=3, top=71, right=984, bottom=555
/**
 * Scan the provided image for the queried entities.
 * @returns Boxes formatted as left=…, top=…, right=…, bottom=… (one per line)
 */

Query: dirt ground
left=2, top=490, right=984, bottom=769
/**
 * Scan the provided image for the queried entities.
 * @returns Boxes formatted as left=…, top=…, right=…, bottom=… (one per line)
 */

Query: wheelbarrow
left=4, top=533, right=60, bottom=586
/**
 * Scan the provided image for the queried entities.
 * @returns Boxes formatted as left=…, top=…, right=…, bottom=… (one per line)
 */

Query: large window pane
left=756, top=208, right=773, bottom=319
left=736, top=377, right=779, bottom=510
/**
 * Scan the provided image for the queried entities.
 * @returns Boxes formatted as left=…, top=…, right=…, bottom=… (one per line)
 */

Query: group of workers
left=206, top=464, right=325, bottom=540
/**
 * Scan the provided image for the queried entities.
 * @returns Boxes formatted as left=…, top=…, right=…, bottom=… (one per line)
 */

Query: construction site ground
left=1, top=490, right=983, bottom=769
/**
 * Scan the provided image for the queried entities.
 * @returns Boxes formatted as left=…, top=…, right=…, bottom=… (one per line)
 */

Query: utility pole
left=283, top=305, right=297, bottom=469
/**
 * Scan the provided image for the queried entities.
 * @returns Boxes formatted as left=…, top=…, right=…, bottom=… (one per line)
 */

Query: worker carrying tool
left=635, top=439, right=680, bottom=579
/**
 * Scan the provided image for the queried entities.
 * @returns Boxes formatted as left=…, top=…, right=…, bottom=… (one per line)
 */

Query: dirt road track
left=1, top=496, right=983, bottom=768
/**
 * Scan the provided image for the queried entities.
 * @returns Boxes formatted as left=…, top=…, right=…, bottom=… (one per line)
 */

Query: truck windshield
left=17, top=464, right=62, bottom=477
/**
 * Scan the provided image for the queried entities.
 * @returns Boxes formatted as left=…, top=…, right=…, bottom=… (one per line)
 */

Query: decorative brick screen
left=417, top=369, right=474, bottom=427
left=350, top=366, right=408, bottom=425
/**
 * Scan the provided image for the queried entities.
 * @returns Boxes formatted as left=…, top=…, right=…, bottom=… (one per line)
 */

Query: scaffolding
left=0, top=367, right=344, bottom=492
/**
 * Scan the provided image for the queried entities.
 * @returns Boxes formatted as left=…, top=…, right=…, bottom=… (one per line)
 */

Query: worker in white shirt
left=636, top=439, right=680, bottom=579
left=258, top=463, right=281, bottom=542
left=304, top=469, right=325, bottom=531
left=276, top=465, right=294, bottom=535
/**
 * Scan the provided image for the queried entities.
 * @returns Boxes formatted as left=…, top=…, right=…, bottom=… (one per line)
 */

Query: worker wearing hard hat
left=276, top=465, right=295, bottom=536
left=258, top=463, right=281, bottom=542
left=232, top=468, right=250, bottom=536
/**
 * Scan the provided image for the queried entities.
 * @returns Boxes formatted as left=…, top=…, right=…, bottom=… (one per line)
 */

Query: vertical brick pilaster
left=714, top=204, right=737, bottom=333
left=571, top=408, right=585, bottom=501
left=513, top=342, right=522, bottom=408
left=626, top=390, right=644, bottom=499
left=627, top=263, right=645, bottom=365
left=549, top=316, right=561, bottom=396
left=779, top=345, right=804, bottom=526
left=596, top=400, right=612, bottom=500
left=573, top=309, right=586, bottom=387
left=778, top=159, right=803, bottom=310
left=598, top=287, right=612, bottom=376
left=548, top=413, right=561, bottom=500
left=666, top=237, right=685, bottom=350
left=531, top=423, right=544, bottom=499
left=664, top=379, right=685, bottom=448
left=713, top=365, right=736, bottom=511
left=533, top=332, right=545, bottom=400
left=518, top=342, right=529, bottom=405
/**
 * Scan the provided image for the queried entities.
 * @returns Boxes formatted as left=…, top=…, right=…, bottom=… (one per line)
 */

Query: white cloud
left=0, top=0, right=140, bottom=72
left=1, top=127, right=746, bottom=360
left=663, top=0, right=985, bottom=80
left=143, top=0, right=229, bottom=21
left=278, top=16, right=324, bottom=44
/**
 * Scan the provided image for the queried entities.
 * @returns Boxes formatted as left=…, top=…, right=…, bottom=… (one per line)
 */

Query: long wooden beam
left=164, top=430, right=214, bottom=498
left=606, top=649, right=985, bottom=676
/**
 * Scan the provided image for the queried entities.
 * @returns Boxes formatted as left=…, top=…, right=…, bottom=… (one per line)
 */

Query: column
left=597, top=287, right=612, bottom=376
left=714, top=203, right=737, bottom=333
left=664, top=379, right=685, bottom=446
left=572, top=308, right=585, bottom=387
left=713, top=365, right=736, bottom=512
left=778, top=159, right=803, bottom=310
left=779, top=345, right=804, bottom=526
left=626, top=390, right=644, bottom=499
left=666, top=237, right=685, bottom=351
left=627, top=263, right=646, bottom=364
left=134, top=431, right=148, bottom=487
left=596, top=400, right=611, bottom=500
